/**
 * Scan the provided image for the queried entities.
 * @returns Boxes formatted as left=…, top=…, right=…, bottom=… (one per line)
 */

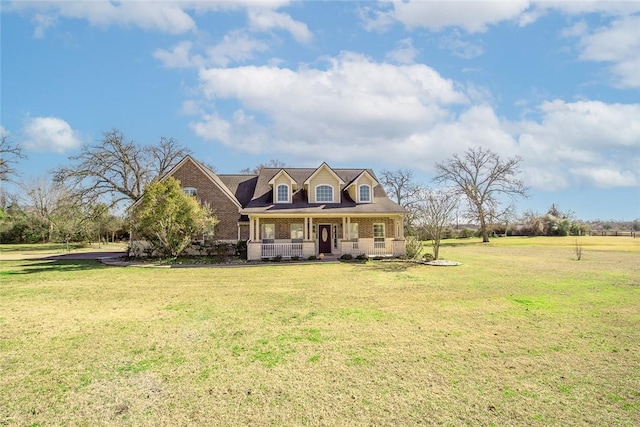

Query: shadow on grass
left=9, top=259, right=110, bottom=275
left=365, top=261, right=422, bottom=272
left=438, top=239, right=488, bottom=248
left=0, top=243, right=89, bottom=253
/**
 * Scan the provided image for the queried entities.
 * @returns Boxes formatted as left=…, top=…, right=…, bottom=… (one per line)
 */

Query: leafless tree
left=379, top=169, right=423, bottom=232
left=434, top=146, right=528, bottom=243
left=416, top=188, right=458, bottom=260
left=19, top=176, right=76, bottom=243
left=53, top=129, right=191, bottom=207
left=240, top=159, right=287, bottom=174
left=0, top=134, right=26, bottom=183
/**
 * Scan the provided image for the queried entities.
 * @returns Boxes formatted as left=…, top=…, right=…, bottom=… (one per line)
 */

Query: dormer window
left=316, top=185, right=333, bottom=202
left=359, top=185, right=371, bottom=203
left=183, top=187, right=197, bottom=197
left=276, top=184, right=289, bottom=203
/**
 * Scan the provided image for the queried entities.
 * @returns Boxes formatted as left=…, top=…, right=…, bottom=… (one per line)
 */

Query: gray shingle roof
left=240, top=167, right=406, bottom=215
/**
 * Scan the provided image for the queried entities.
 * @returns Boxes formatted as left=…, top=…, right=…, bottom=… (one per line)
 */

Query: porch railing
left=261, top=242, right=303, bottom=258
left=342, top=239, right=393, bottom=257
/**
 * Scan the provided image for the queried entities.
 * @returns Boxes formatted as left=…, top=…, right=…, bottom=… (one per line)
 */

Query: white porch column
left=304, top=217, right=309, bottom=240
left=342, top=217, right=347, bottom=239
left=249, top=217, right=254, bottom=241
left=309, top=217, right=313, bottom=240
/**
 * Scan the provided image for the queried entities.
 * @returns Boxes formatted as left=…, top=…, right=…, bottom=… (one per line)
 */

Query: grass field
left=1, top=237, right=639, bottom=426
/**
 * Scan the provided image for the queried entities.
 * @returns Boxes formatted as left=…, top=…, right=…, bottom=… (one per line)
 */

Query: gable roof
left=303, top=162, right=345, bottom=186
left=343, top=170, right=379, bottom=191
left=242, top=165, right=405, bottom=215
left=181, top=156, right=246, bottom=209
left=267, top=169, right=298, bottom=189
left=139, top=158, right=405, bottom=216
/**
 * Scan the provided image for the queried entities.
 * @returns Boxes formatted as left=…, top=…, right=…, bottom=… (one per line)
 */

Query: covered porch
left=246, top=215, right=405, bottom=260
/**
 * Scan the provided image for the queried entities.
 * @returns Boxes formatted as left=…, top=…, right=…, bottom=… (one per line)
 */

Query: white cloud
left=385, top=38, right=419, bottom=64
left=154, top=32, right=270, bottom=69
left=190, top=53, right=524, bottom=168
left=0, top=125, right=9, bottom=138
left=247, top=9, right=312, bottom=44
left=570, top=166, right=637, bottom=188
left=517, top=100, right=640, bottom=188
left=187, top=52, right=638, bottom=190
left=362, top=1, right=640, bottom=33
left=576, top=15, right=640, bottom=88
left=11, top=0, right=310, bottom=41
left=365, top=0, right=530, bottom=33
left=193, top=53, right=468, bottom=155
left=206, top=31, right=270, bottom=67
left=22, top=117, right=82, bottom=153
left=12, top=1, right=197, bottom=36
left=154, top=41, right=202, bottom=69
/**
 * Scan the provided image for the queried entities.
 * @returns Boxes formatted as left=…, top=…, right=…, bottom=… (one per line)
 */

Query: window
left=290, top=223, right=304, bottom=240
left=261, top=224, right=275, bottom=241
left=359, top=185, right=371, bottom=202
left=183, top=187, right=197, bottom=196
left=316, top=185, right=333, bottom=202
left=276, top=184, right=289, bottom=203
left=374, top=223, right=385, bottom=248
left=348, top=223, right=359, bottom=240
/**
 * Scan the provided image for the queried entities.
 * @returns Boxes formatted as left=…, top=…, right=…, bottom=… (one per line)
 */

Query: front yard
left=1, top=237, right=638, bottom=425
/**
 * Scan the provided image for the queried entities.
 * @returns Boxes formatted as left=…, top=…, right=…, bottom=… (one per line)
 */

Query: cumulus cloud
left=363, top=0, right=530, bottom=33
left=361, top=1, right=640, bottom=34
left=22, top=117, right=82, bottom=153
left=576, top=15, right=640, bottom=88
left=191, top=52, right=468, bottom=155
left=188, top=53, right=524, bottom=168
left=185, top=52, right=638, bottom=190
left=517, top=100, right=640, bottom=188
left=12, top=1, right=197, bottom=36
left=10, top=0, right=312, bottom=43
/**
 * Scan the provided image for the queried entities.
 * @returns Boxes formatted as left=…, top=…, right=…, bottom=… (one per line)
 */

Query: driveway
left=41, top=250, right=127, bottom=260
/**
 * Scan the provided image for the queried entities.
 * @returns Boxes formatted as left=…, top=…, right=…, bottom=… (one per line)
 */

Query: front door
left=318, top=224, right=332, bottom=254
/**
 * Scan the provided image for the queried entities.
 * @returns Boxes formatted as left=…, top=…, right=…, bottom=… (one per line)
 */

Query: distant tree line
left=2, top=129, right=636, bottom=255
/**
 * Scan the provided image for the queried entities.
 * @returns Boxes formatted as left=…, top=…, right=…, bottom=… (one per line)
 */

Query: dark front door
left=318, top=224, right=332, bottom=254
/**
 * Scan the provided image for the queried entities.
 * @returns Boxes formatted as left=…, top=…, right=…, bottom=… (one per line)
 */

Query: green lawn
left=1, top=237, right=639, bottom=426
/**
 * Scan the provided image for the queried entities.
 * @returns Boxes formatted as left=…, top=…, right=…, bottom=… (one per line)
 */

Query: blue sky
left=1, top=0, right=639, bottom=220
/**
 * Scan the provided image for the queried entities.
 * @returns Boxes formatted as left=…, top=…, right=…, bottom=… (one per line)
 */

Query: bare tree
left=434, top=146, right=528, bottom=243
left=53, top=129, right=191, bottom=207
left=379, top=169, right=423, bottom=232
left=416, top=188, right=458, bottom=260
left=0, top=134, right=26, bottom=183
left=240, top=159, right=287, bottom=174
left=19, top=176, right=78, bottom=243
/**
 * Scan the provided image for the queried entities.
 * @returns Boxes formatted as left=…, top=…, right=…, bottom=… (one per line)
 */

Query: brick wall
left=171, top=159, right=241, bottom=241
left=351, top=217, right=395, bottom=238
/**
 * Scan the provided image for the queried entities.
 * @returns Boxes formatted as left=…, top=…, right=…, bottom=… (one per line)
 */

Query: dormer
left=304, top=163, right=345, bottom=204
left=345, top=170, right=378, bottom=204
left=268, top=169, right=297, bottom=204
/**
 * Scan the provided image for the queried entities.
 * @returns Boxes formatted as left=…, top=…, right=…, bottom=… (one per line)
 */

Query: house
left=135, top=155, right=407, bottom=260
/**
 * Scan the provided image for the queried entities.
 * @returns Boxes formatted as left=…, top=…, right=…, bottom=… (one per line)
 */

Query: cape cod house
left=135, top=155, right=407, bottom=260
